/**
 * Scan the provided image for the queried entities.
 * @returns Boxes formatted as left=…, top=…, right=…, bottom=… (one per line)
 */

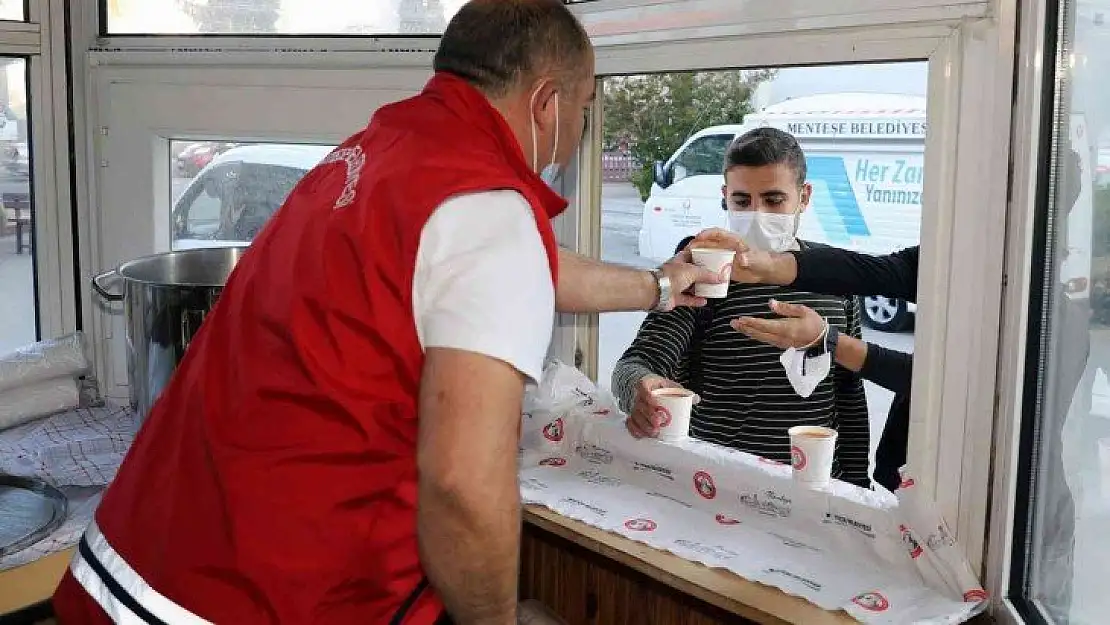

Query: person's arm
left=611, top=307, right=700, bottom=413
left=791, top=245, right=919, bottom=302
left=830, top=297, right=872, bottom=488
left=418, top=349, right=523, bottom=625
left=412, top=191, right=555, bottom=624
left=689, top=229, right=919, bottom=301
left=555, top=248, right=719, bottom=313
left=731, top=300, right=913, bottom=395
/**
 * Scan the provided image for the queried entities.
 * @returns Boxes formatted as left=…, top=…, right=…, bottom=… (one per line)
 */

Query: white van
left=637, top=93, right=926, bottom=331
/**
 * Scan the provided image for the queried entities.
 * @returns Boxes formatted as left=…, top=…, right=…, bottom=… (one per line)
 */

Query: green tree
left=603, top=70, right=776, bottom=199
left=178, top=0, right=281, bottom=33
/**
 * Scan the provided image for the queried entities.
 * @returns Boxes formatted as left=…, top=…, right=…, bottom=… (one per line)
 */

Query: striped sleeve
left=832, top=295, right=872, bottom=488
left=611, top=307, right=699, bottom=413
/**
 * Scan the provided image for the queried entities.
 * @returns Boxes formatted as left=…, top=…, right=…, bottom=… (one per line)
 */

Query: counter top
left=523, top=505, right=857, bottom=625
left=0, top=548, right=71, bottom=616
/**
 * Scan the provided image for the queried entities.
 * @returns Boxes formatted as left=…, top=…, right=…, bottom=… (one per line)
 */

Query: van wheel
left=860, top=296, right=913, bottom=332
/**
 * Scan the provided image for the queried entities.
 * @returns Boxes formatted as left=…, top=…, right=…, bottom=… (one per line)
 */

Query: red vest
left=53, top=73, right=565, bottom=624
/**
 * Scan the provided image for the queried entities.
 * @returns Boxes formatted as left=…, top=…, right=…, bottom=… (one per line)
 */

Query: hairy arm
left=417, top=348, right=523, bottom=625
left=555, top=248, right=719, bottom=313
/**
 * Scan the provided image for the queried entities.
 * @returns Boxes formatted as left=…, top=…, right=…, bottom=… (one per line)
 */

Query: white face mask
left=779, top=347, right=831, bottom=398
left=727, top=211, right=801, bottom=252
left=529, top=88, right=561, bottom=186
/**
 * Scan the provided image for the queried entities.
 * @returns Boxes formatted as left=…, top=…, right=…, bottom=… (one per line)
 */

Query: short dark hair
left=434, top=0, right=591, bottom=98
left=724, top=127, right=807, bottom=186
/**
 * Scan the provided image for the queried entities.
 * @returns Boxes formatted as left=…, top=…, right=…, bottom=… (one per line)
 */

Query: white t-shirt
left=411, top=190, right=555, bottom=384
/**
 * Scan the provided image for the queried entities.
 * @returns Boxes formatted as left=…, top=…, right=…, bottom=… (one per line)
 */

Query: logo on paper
left=632, top=462, right=675, bottom=481
left=576, top=443, right=614, bottom=465
left=899, top=524, right=924, bottom=559
left=693, top=471, right=717, bottom=499
left=851, top=592, right=890, bottom=612
left=790, top=445, right=807, bottom=470
left=739, top=491, right=792, bottom=518
left=963, top=589, right=988, bottom=603
left=899, top=476, right=916, bottom=490
left=538, top=457, right=566, bottom=467
left=577, top=470, right=621, bottom=487
left=624, top=518, right=657, bottom=532
left=542, top=418, right=564, bottom=442
left=715, top=513, right=740, bottom=525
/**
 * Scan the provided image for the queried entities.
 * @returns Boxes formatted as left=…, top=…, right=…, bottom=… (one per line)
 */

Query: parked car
left=171, top=143, right=336, bottom=250
left=174, top=141, right=240, bottom=178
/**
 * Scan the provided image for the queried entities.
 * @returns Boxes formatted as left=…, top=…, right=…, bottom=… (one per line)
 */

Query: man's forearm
left=556, top=248, right=657, bottom=313
left=418, top=473, right=520, bottom=625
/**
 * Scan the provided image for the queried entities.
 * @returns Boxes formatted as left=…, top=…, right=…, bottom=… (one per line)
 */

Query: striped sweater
left=611, top=276, right=872, bottom=488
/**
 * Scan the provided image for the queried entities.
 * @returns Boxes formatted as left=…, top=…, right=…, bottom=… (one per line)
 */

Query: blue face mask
left=530, top=89, right=562, bottom=187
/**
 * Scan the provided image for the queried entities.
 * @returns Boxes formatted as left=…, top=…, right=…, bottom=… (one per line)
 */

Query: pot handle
left=91, top=269, right=124, bottom=302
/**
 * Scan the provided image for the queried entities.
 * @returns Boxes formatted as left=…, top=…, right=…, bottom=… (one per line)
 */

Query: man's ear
left=798, top=182, right=813, bottom=211
left=529, top=78, right=560, bottom=131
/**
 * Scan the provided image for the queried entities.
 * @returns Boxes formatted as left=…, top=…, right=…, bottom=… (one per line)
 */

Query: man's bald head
left=434, top=0, right=592, bottom=98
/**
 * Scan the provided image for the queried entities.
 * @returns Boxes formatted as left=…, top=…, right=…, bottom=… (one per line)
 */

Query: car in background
left=174, top=141, right=240, bottom=178
left=171, top=143, right=336, bottom=250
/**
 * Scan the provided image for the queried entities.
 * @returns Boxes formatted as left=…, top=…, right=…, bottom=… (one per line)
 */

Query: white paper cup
left=651, top=388, right=695, bottom=441
left=788, top=425, right=837, bottom=487
left=690, top=248, right=735, bottom=298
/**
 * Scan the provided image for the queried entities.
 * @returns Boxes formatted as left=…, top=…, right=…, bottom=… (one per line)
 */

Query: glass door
left=1009, top=0, right=1110, bottom=622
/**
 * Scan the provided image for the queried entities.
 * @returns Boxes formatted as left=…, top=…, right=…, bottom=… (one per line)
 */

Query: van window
left=672, top=134, right=734, bottom=182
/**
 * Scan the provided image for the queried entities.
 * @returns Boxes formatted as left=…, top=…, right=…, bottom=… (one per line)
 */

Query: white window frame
left=65, top=0, right=1030, bottom=612
left=0, top=0, right=80, bottom=345
left=573, top=0, right=1018, bottom=585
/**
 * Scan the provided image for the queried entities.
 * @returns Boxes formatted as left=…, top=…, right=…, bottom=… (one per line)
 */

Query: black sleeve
left=831, top=296, right=872, bottom=488
left=858, top=343, right=914, bottom=395
left=611, top=307, right=700, bottom=413
left=791, top=245, right=919, bottom=303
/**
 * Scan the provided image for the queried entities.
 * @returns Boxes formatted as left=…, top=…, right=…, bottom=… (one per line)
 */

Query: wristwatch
left=807, top=323, right=840, bottom=358
left=650, top=269, right=673, bottom=312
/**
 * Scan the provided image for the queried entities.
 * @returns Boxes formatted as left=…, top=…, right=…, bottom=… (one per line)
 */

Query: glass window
left=105, top=0, right=467, bottom=35
left=597, top=62, right=926, bottom=473
left=170, top=140, right=334, bottom=250
left=671, top=134, right=733, bottom=182
left=1012, top=0, right=1110, bottom=623
left=0, top=0, right=24, bottom=21
left=0, top=58, right=34, bottom=354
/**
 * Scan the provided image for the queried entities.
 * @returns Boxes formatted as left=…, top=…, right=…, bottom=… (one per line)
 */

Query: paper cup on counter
left=690, top=248, right=735, bottom=298
left=651, top=388, right=696, bottom=441
left=788, top=425, right=837, bottom=488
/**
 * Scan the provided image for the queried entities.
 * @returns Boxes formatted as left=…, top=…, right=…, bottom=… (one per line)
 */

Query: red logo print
left=623, top=518, right=657, bottom=532
left=539, top=457, right=566, bottom=467
left=656, top=407, right=672, bottom=428
left=851, top=592, right=890, bottom=612
left=790, top=445, right=807, bottom=470
left=542, top=418, right=564, bottom=442
left=899, top=524, right=923, bottom=559
left=693, top=471, right=717, bottom=500
left=963, top=589, right=988, bottom=603
left=715, top=513, right=740, bottom=525
left=899, top=477, right=916, bottom=490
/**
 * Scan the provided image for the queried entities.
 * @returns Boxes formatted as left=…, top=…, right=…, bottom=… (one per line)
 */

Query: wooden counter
left=520, top=506, right=857, bottom=625
left=0, top=549, right=71, bottom=617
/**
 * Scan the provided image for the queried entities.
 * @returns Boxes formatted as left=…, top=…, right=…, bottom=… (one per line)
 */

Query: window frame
left=578, top=1, right=1019, bottom=588
left=65, top=0, right=1031, bottom=613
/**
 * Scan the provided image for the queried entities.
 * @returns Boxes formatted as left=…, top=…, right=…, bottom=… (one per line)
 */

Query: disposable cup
left=651, top=388, right=695, bottom=441
left=690, top=248, right=735, bottom=298
left=788, top=425, right=837, bottom=487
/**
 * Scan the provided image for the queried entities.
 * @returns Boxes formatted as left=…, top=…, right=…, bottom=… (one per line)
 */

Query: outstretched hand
left=731, top=299, right=825, bottom=349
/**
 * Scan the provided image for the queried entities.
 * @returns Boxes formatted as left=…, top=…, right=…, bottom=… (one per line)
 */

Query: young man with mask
left=613, top=128, right=872, bottom=488
left=52, top=2, right=717, bottom=624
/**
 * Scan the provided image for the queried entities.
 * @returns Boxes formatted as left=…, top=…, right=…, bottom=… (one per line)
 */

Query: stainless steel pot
left=92, top=247, right=247, bottom=418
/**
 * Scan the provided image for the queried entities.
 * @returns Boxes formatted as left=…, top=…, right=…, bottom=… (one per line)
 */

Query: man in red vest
left=52, top=1, right=714, bottom=623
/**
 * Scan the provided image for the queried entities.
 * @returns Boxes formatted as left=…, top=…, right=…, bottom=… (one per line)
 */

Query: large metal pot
left=92, top=247, right=247, bottom=418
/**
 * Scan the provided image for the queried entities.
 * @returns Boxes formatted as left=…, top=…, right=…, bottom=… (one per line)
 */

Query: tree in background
left=603, top=70, right=776, bottom=199
left=178, top=0, right=281, bottom=33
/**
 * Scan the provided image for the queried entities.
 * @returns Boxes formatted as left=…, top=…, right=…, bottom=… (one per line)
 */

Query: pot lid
left=0, top=474, right=67, bottom=558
